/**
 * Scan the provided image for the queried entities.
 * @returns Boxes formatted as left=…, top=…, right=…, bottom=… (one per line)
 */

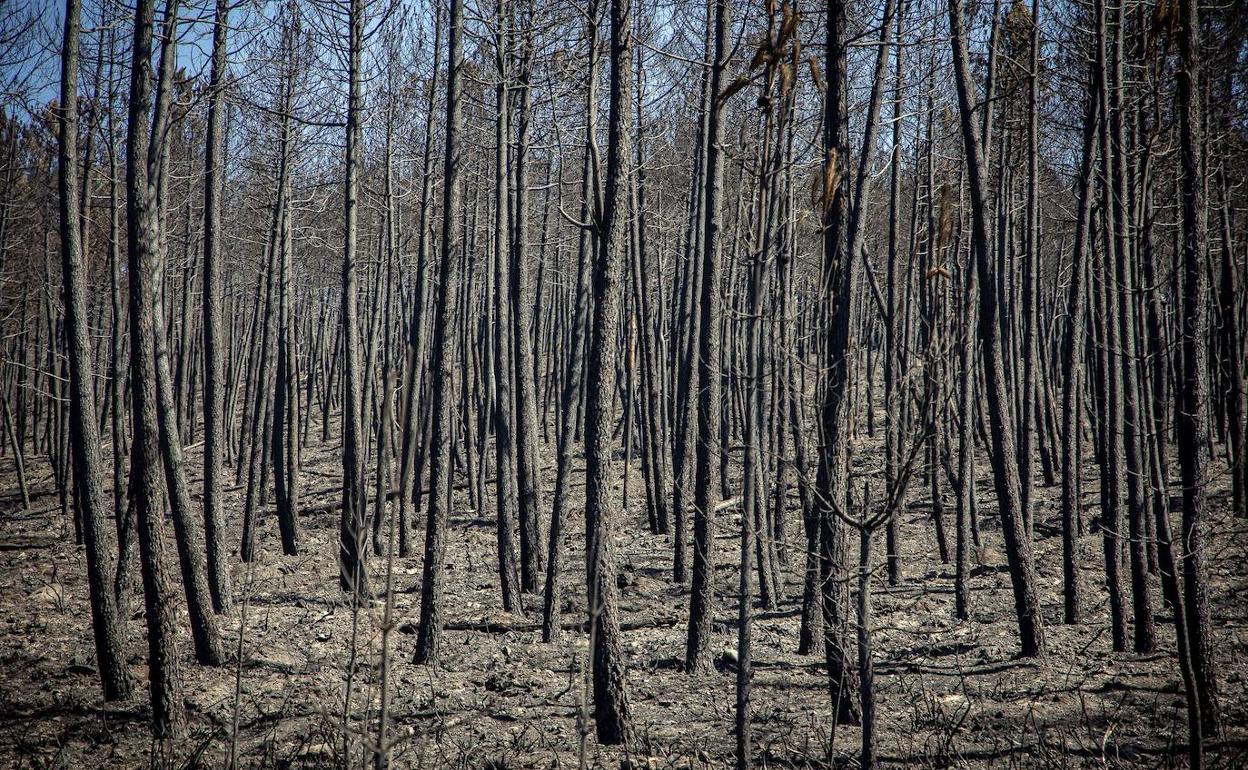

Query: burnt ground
left=1, top=416, right=1246, bottom=769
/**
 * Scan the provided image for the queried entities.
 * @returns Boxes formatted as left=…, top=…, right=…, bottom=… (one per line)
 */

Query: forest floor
left=1, top=419, right=1246, bottom=769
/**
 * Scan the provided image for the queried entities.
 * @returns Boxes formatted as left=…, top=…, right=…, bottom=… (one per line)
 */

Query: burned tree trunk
left=125, top=0, right=187, bottom=737
left=339, top=0, right=368, bottom=599
left=947, top=0, right=1046, bottom=658
left=414, top=0, right=466, bottom=666
left=580, top=0, right=635, bottom=742
left=1175, top=0, right=1220, bottom=737
left=57, top=0, right=134, bottom=701
left=201, top=0, right=232, bottom=613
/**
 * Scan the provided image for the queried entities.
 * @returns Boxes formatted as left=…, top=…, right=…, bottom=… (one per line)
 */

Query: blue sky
left=1, top=0, right=226, bottom=119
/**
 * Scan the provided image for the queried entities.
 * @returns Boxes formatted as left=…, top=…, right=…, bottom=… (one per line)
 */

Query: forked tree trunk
left=125, top=0, right=187, bottom=738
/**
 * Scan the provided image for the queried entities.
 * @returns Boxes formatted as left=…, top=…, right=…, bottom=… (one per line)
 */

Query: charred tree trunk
left=1175, top=0, right=1220, bottom=738
left=57, top=0, right=134, bottom=701
left=414, top=0, right=465, bottom=666
left=201, top=0, right=232, bottom=613
left=685, top=0, right=729, bottom=677
left=125, top=0, right=187, bottom=737
left=339, top=0, right=369, bottom=599
left=581, top=0, right=634, bottom=742
left=947, top=0, right=1046, bottom=658
left=1060, top=59, right=1099, bottom=626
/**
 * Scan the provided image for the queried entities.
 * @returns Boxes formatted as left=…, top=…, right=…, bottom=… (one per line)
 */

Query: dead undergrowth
left=1, top=421, right=1245, bottom=769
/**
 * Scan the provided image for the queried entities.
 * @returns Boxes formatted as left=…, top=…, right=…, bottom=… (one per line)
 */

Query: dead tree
left=580, top=0, right=635, bottom=742
left=339, top=0, right=369, bottom=599
left=1059, top=54, right=1099, bottom=626
left=685, top=0, right=731, bottom=678
left=947, top=0, right=1046, bottom=658
left=201, top=0, right=232, bottom=613
left=1175, top=0, right=1220, bottom=738
left=56, top=0, right=134, bottom=701
left=414, top=0, right=466, bottom=666
left=125, top=0, right=188, bottom=737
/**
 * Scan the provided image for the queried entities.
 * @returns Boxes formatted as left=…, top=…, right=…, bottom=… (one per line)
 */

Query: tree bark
left=1175, top=0, right=1220, bottom=736
left=125, top=0, right=187, bottom=737
left=947, top=0, right=1046, bottom=657
left=57, top=0, right=134, bottom=701
left=201, top=0, right=232, bottom=613
left=581, top=0, right=635, bottom=742
left=685, top=0, right=730, bottom=677
left=339, top=0, right=369, bottom=599
left=1059, top=59, right=1099, bottom=626
left=414, top=0, right=465, bottom=666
